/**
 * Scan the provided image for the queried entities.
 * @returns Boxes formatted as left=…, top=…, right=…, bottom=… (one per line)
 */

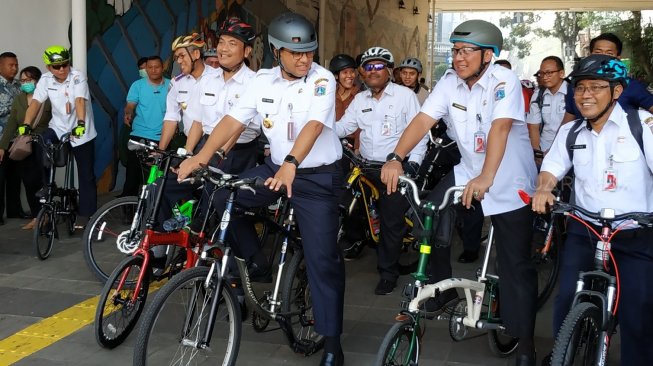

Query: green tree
left=621, top=11, right=653, bottom=84
left=499, top=12, right=540, bottom=59
left=433, top=63, right=449, bottom=81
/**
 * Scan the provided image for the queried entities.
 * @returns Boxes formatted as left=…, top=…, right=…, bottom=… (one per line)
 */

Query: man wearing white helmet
left=178, top=12, right=346, bottom=366
left=398, top=57, right=429, bottom=105
left=381, top=19, right=538, bottom=366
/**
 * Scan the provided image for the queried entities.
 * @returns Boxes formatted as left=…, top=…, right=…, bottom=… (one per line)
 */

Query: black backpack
left=565, top=109, right=645, bottom=162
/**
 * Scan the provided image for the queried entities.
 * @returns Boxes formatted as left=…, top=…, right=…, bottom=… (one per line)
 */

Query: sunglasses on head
left=52, top=63, right=69, bottom=70
left=364, top=63, right=386, bottom=72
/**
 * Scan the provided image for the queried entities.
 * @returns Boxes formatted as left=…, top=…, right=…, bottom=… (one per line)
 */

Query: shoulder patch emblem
left=494, top=82, right=506, bottom=101
left=645, top=116, right=653, bottom=133
left=314, top=78, right=328, bottom=96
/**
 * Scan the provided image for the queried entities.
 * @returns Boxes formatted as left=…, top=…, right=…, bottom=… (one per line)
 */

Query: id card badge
left=603, top=168, right=618, bottom=191
left=474, top=131, right=486, bottom=153
left=382, top=115, right=393, bottom=136
left=287, top=120, right=296, bottom=141
left=65, top=101, right=72, bottom=115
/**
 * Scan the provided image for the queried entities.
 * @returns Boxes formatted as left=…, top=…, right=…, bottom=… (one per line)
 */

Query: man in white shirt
left=336, top=46, right=426, bottom=294
left=381, top=20, right=538, bottom=366
left=532, top=54, right=653, bottom=366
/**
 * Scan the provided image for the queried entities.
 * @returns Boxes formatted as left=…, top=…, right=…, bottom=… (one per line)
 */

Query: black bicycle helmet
left=329, top=54, right=356, bottom=74
left=219, top=17, right=256, bottom=47
left=268, top=12, right=317, bottom=52
left=568, top=54, right=628, bottom=87
left=449, top=19, right=503, bottom=56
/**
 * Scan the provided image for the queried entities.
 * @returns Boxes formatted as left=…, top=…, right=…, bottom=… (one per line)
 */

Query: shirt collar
left=545, top=80, right=568, bottom=96
left=363, top=80, right=395, bottom=99
left=0, top=75, right=18, bottom=86
left=272, top=63, right=317, bottom=83
left=451, top=63, right=494, bottom=91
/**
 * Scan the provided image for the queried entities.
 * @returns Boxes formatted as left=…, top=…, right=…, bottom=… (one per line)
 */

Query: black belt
left=231, top=139, right=258, bottom=151
left=296, top=161, right=338, bottom=175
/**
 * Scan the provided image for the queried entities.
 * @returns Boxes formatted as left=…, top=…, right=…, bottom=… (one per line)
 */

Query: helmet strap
left=220, top=61, right=243, bottom=74
left=462, top=49, right=489, bottom=83
left=275, top=49, right=303, bottom=80
left=586, top=85, right=617, bottom=124
left=368, top=79, right=391, bottom=98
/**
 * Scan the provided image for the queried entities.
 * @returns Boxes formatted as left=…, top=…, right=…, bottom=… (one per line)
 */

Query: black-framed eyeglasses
left=285, top=50, right=314, bottom=60
left=451, top=46, right=482, bottom=57
left=538, top=69, right=562, bottom=77
left=573, top=84, right=611, bottom=94
left=363, top=63, right=386, bottom=72
left=51, top=63, right=69, bottom=70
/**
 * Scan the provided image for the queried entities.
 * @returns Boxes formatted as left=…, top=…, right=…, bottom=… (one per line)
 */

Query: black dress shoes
left=515, top=353, right=536, bottom=366
left=319, top=350, right=344, bottom=366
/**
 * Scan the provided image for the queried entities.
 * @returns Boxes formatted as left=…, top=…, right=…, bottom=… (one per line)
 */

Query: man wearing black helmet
left=398, top=57, right=429, bottom=105
left=533, top=54, right=653, bottom=366
left=178, top=12, right=346, bottom=366
left=381, top=20, right=538, bottom=366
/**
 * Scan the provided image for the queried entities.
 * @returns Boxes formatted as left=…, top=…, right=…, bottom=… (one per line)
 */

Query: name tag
left=452, top=103, right=467, bottom=111
left=48, top=87, right=58, bottom=91
left=262, top=98, right=274, bottom=103
left=204, top=93, right=215, bottom=97
left=178, top=90, right=188, bottom=94
left=362, top=108, right=372, bottom=113
left=570, top=144, right=586, bottom=150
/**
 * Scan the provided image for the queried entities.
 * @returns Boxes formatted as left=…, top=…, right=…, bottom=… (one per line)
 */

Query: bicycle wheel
left=83, top=196, right=140, bottom=284
left=374, top=319, right=419, bottom=366
left=487, top=328, right=519, bottom=357
left=133, top=266, right=241, bottom=366
left=95, top=255, right=151, bottom=348
left=532, top=215, right=562, bottom=310
left=280, top=249, right=324, bottom=349
left=551, top=302, right=602, bottom=365
left=449, top=298, right=469, bottom=341
left=34, top=206, right=56, bottom=260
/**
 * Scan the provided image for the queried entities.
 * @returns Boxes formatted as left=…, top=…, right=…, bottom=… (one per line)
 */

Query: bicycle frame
left=345, top=166, right=381, bottom=242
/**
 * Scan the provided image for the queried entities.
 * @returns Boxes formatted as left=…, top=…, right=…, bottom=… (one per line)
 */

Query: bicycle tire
left=533, top=216, right=563, bottom=310
left=551, top=302, right=602, bottom=365
left=280, top=248, right=324, bottom=349
left=95, top=255, right=151, bottom=348
left=34, top=206, right=56, bottom=260
left=133, top=266, right=241, bottom=366
left=67, top=212, right=77, bottom=236
left=83, top=196, right=140, bottom=284
left=487, top=328, right=519, bottom=357
left=374, top=319, right=420, bottom=366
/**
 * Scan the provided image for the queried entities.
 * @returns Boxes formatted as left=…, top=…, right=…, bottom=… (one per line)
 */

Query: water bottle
left=369, top=201, right=381, bottom=236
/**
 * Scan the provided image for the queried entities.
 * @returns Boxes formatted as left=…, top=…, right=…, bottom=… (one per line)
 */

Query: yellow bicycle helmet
left=43, top=45, right=70, bottom=66
left=171, top=33, right=205, bottom=51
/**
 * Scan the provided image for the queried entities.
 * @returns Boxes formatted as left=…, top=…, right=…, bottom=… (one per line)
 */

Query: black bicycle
left=32, top=133, right=78, bottom=260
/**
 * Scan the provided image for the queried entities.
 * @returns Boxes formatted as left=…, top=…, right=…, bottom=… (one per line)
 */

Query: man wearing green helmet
left=21, top=45, right=97, bottom=226
left=381, top=19, right=538, bottom=366
left=532, top=54, right=653, bottom=366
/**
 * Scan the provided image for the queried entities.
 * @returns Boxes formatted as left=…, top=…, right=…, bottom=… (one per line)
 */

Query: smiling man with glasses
left=526, top=56, right=566, bottom=155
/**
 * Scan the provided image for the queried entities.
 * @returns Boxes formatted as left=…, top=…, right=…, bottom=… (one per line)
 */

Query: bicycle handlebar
left=189, top=165, right=287, bottom=195
left=398, top=175, right=465, bottom=211
left=341, top=140, right=384, bottom=169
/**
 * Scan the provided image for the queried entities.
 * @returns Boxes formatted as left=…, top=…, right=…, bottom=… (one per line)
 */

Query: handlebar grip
left=253, top=176, right=287, bottom=195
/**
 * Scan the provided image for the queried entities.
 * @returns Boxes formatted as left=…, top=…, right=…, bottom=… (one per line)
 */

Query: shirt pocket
left=199, top=92, right=218, bottom=107
left=256, top=98, right=282, bottom=131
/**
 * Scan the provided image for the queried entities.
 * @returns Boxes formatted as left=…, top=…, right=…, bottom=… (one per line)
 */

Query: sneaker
left=421, top=288, right=458, bottom=319
left=374, top=278, right=397, bottom=295
left=343, top=240, right=365, bottom=261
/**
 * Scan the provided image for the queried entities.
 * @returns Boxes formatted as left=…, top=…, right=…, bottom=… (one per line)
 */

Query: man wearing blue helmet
left=533, top=54, right=653, bottom=366
left=381, top=19, right=538, bottom=366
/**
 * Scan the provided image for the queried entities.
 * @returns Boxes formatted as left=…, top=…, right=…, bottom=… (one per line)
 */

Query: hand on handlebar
left=177, top=155, right=207, bottom=181
left=380, top=160, right=403, bottom=195
left=72, top=122, right=86, bottom=137
left=17, top=123, right=31, bottom=136
left=531, top=189, right=556, bottom=214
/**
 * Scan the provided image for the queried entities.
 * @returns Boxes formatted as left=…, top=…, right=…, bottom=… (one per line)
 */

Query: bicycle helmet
left=203, top=48, right=218, bottom=58
left=361, top=47, right=394, bottom=68
left=398, top=57, right=422, bottom=73
left=219, top=17, right=256, bottom=46
left=268, top=12, right=317, bottom=52
left=43, top=45, right=70, bottom=66
left=568, top=54, right=628, bottom=87
left=449, top=20, right=503, bottom=56
left=171, top=33, right=205, bottom=51
left=329, top=54, right=356, bottom=74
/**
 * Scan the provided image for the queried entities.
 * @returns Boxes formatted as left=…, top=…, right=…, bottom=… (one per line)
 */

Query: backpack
left=565, top=109, right=645, bottom=162
left=532, top=87, right=546, bottom=133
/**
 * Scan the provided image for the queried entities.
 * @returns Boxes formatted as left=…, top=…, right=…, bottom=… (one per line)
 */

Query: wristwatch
left=284, top=154, right=300, bottom=168
left=385, top=152, right=403, bottom=163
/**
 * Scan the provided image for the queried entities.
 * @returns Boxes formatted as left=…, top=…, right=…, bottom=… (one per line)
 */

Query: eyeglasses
left=451, top=46, right=482, bottom=57
left=51, top=63, right=69, bottom=70
left=538, top=69, right=562, bottom=77
left=285, top=50, right=314, bottom=60
left=574, top=84, right=611, bottom=94
left=363, top=63, right=386, bottom=72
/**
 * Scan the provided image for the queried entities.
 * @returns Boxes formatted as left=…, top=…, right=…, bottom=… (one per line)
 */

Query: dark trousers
left=427, top=171, right=537, bottom=339
left=210, top=157, right=345, bottom=336
left=0, top=150, right=25, bottom=217
left=16, top=149, right=44, bottom=216
left=121, top=136, right=158, bottom=197
left=553, top=221, right=653, bottom=366
left=40, top=128, right=97, bottom=217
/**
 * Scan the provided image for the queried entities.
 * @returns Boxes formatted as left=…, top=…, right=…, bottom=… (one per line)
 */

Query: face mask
left=21, top=82, right=36, bottom=94
left=139, top=69, right=147, bottom=78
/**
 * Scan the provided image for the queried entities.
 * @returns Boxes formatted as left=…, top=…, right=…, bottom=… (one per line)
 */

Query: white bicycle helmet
left=361, top=47, right=394, bottom=68
left=398, top=57, right=422, bottom=73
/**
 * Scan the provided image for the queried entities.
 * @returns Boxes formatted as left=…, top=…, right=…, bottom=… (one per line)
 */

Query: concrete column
left=71, top=0, right=87, bottom=73
left=318, top=0, right=326, bottom=66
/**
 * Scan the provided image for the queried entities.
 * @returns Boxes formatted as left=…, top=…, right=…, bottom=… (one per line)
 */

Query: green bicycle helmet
left=449, top=20, right=503, bottom=56
left=43, top=45, right=70, bottom=66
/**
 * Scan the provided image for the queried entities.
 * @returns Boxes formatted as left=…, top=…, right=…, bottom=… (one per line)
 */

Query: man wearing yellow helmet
left=21, top=45, right=98, bottom=226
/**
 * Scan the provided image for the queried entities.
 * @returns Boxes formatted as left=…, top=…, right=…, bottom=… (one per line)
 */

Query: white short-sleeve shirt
left=165, top=66, right=216, bottom=135
left=194, top=66, right=260, bottom=143
left=541, top=103, right=653, bottom=224
left=33, top=68, right=97, bottom=147
left=420, top=64, right=537, bottom=215
left=526, top=80, right=568, bottom=151
left=228, top=63, right=342, bottom=168
left=336, top=82, right=427, bottom=164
